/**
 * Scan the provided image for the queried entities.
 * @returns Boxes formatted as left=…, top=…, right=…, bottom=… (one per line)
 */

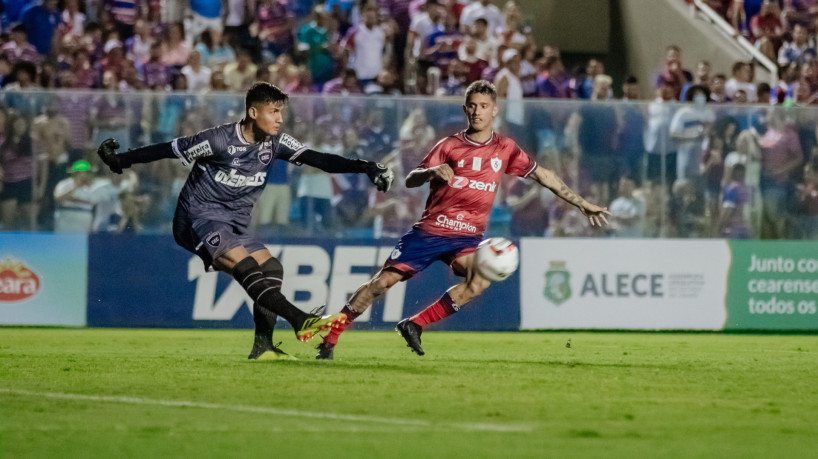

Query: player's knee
left=260, top=257, right=283, bottom=289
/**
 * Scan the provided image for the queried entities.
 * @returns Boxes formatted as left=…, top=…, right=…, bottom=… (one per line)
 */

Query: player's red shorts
left=383, top=228, right=482, bottom=280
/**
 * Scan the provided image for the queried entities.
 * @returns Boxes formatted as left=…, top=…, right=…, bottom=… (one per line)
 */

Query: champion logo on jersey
left=491, top=157, right=502, bottom=172
left=258, top=150, right=272, bottom=165
left=206, top=232, right=221, bottom=247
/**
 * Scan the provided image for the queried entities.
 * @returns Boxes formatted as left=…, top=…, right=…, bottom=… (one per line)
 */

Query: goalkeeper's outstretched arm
left=97, top=138, right=175, bottom=174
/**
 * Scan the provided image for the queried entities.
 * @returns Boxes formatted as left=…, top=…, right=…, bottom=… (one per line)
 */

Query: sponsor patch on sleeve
left=279, top=133, right=307, bottom=162
left=184, top=140, right=214, bottom=162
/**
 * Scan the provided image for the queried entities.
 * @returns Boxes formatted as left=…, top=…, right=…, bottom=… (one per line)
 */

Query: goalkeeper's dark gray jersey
left=171, top=122, right=307, bottom=227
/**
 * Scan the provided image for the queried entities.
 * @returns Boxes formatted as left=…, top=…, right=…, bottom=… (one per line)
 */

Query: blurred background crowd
left=0, top=0, right=817, bottom=240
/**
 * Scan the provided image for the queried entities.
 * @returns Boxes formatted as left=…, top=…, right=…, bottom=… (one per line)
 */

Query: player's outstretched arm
left=97, top=138, right=175, bottom=174
left=295, top=149, right=394, bottom=192
left=530, top=165, right=610, bottom=227
left=405, top=164, right=454, bottom=188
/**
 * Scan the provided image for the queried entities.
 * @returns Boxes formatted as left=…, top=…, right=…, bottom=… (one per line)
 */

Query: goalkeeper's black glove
left=97, top=138, right=130, bottom=174
left=364, top=162, right=394, bottom=192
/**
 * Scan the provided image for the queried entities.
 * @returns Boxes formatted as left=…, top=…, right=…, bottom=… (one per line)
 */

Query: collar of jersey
left=235, top=122, right=251, bottom=145
left=462, top=130, right=495, bottom=146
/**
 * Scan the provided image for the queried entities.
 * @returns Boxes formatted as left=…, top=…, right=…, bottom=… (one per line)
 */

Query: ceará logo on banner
left=0, top=258, right=41, bottom=302
left=543, top=261, right=664, bottom=305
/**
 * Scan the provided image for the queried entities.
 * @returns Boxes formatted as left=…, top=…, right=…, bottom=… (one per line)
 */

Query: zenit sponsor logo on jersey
left=227, top=145, right=247, bottom=155
left=214, top=169, right=267, bottom=187
left=184, top=140, right=214, bottom=160
left=435, top=213, right=477, bottom=233
left=0, top=258, right=40, bottom=302
left=450, top=176, right=497, bottom=192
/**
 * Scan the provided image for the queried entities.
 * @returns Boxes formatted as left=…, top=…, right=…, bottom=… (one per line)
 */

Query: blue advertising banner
left=87, top=234, right=520, bottom=331
left=0, top=233, right=87, bottom=326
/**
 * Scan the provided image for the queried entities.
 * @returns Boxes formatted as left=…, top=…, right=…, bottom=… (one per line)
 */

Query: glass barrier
left=0, top=89, right=816, bottom=240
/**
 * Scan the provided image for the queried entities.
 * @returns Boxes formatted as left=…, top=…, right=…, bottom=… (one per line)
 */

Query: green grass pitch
left=1, top=328, right=817, bottom=458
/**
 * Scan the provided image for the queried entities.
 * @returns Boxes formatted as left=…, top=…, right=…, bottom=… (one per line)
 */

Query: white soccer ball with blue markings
left=475, top=237, right=519, bottom=282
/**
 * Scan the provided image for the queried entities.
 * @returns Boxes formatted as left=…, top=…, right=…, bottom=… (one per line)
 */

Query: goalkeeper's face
left=463, top=93, right=498, bottom=133
left=250, top=101, right=285, bottom=136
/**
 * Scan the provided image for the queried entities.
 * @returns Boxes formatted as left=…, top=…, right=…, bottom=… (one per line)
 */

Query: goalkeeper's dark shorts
left=382, top=228, right=481, bottom=281
left=173, top=217, right=266, bottom=272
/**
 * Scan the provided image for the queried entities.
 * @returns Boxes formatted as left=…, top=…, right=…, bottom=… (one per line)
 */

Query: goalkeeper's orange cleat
left=296, top=312, right=347, bottom=342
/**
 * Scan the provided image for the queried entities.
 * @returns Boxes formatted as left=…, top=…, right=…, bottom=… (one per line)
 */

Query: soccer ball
left=475, top=237, right=519, bottom=282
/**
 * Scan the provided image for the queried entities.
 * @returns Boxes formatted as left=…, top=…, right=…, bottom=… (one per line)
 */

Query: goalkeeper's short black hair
left=464, top=80, right=497, bottom=103
left=245, top=82, right=289, bottom=114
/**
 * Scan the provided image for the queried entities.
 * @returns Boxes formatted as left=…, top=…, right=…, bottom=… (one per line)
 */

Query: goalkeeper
left=96, top=82, right=394, bottom=360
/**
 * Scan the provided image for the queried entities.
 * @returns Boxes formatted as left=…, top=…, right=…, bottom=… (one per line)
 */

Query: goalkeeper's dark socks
left=233, top=257, right=307, bottom=328
left=252, top=302, right=277, bottom=346
left=410, top=293, right=458, bottom=327
left=322, top=305, right=360, bottom=346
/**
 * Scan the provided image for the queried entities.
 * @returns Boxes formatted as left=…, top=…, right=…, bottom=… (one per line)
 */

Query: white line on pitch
left=0, top=388, right=533, bottom=433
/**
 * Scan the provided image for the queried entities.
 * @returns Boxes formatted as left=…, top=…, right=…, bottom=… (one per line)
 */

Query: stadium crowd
left=0, top=0, right=817, bottom=240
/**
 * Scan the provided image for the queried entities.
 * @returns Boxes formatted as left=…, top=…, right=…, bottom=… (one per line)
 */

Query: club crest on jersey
left=258, top=149, right=272, bottom=165
left=206, top=232, right=221, bottom=247
left=491, top=157, right=502, bottom=172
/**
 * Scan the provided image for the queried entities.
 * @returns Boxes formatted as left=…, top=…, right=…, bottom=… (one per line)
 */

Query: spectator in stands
left=21, top=0, right=60, bottom=56
left=408, top=0, right=444, bottom=64
left=188, top=0, right=224, bottom=44
left=357, top=107, right=397, bottom=159
left=670, top=85, right=715, bottom=181
left=253, top=0, right=296, bottom=59
left=460, top=0, right=502, bottom=35
left=718, top=163, right=751, bottom=238
left=101, top=39, right=127, bottom=81
left=344, top=0, right=393, bottom=87
left=0, top=111, right=35, bottom=230
left=424, top=8, right=462, bottom=78
left=142, top=41, right=168, bottom=90
left=751, top=0, right=783, bottom=61
left=495, top=48, right=526, bottom=142
left=536, top=54, right=569, bottom=98
left=795, top=160, right=818, bottom=238
left=120, top=60, right=144, bottom=90
left=109, top=0, right=138, bottom=40
left=457, top=35, right=489, bottom=82
left=759, top=109, right=803, bottom=238
left=92, top=70, right=132, bottom=149
left=617, top=76, right=646, bottom=183
left=32, top=105, right=71, bottom=230
left=573, top=58, right=604, bottom=99
left=322, top=67, right=362, bottom=94
left=223, top=48, right=257, bottom=91
left=656, top=45, right=692, bottom=88
left=646, top=77, right=678, bottom=186
left=519, top=45, right=537, bottom=97
left=60, top=0, right=87, bottom=39
left=668, top=177, right=705, bottom=238
left=268, top=53, right=299, bottom=89
left=701, top=116, right=740, bottom=233
left=0, top=55, right=11, bottom=87
left=297, top=4, right=335, bottom=86
left=126, top=18, right=153, bottom=69
left=778, top=22, right=811, bottom=66
left=681, top=60, right=711, bottom=101
left=366, top=67, right=402, bottom=95
left=4, top=60, right=38, bottom=90
left=609, top=176, right=645, bottom=238
left=495, top=0, right=532, bottom=50
left=710, top=72, right=730, bottom=102
left=2, top=24, right=41, bottom=65
left=196, top=28, right=237, bottom=70
left=724, top=129, right=762, bottom=228
left=286, top=65, right=316, bottom=93
left=181, top=50, right=212, bottom=92
left=572, top=74, right=618, bottom=202
left=471, top=17, right=499, bottom=66
left=726, top=61, right=757, bottom=101
left=224, top=0, right=253, bottom=50
left=160, top=22, right=191, bottom=67
left=757, top=82, right=773, bottom=103
left=53, top=159, right=119, bottom=233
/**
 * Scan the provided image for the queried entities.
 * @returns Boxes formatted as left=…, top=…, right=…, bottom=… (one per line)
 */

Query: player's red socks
left=323, top=305, right=360, bottom=346
left=410, top=293, right=458, bottom=327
